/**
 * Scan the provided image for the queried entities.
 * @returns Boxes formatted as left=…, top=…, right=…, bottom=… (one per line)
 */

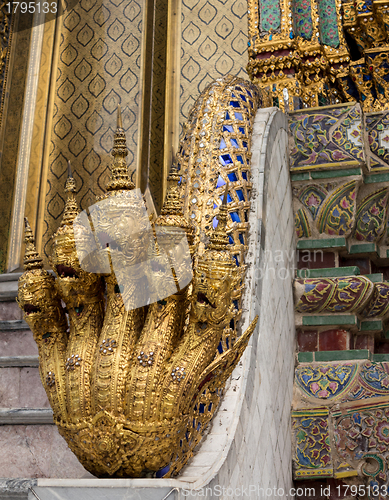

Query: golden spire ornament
left=23, top=218, right=43, bottom=270
left=160, top=164, right=183, bottom=216
left=208, top=183, right=230, bottom=251
left=60, top=161, right=79, bottom=226
left=155, top=164, right=195, bottom=247
left=105, top=106, right=135, bottom=192
left=51, top=160, right=81, bottom=264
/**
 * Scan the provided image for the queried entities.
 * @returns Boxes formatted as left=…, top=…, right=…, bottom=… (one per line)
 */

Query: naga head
left=191, top=186, right=238, bottom=325
left=85, top=107, right=152, bottom=289
left=91, top=192, right=151, bottom=271
left=51, top=162, right=102, bottom=303
left=18, top=219, right=66, bottom=343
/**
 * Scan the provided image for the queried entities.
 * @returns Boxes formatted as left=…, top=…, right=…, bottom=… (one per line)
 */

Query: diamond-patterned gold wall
left=179, top=0, right=249, bottom=131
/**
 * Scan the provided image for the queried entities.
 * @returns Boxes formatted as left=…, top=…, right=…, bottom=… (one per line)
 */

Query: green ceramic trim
left=292, top=409, right=329, bottom=416
left=311, top=168, right=362, bottom=179
left=365, top=172, right=389, bottom=184
left=298, top=352, right=314, bottom=363
left=373, top=354, right=389, bottom=362
left=296, top=266, right=360, bottom=278
left=365, top=273, right=383, bottom=283
left=359, top=320, right=383, bottom=332
left=314, top=349, right=370, bottom=362
left=348, top=243, right=377, bottom=255
left=297, top=237, right=347, bottom=250
left=297, top=350, right=371, bottom=362
left=291, top=173, right=311, bottom=181
left=302, top=315, right=357, bottom=326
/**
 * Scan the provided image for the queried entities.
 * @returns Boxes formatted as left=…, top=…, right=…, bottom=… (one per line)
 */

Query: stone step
left=0, top=424, right=89, bottom=481
left=0, top=320, right=29, bottom=331
left=0, top=356, right=39, bottom=367
left=0, top=478, right=36, bottom=500
left=0, top=408, right=53, bottom=425
left=0, top=301, right=23, bottom=322
left=0, top=367, right=49, bottom=408
left=0, top=274, right=22, bottom=302
left=0, top=329, right=38, bottom=357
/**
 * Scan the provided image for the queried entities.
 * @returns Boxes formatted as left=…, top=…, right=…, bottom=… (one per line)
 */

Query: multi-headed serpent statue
left=16, top=75, right=259, bottom=478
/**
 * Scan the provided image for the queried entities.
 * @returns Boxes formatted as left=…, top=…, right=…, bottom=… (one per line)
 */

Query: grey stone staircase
left=0, top=273, right=90, bottom=497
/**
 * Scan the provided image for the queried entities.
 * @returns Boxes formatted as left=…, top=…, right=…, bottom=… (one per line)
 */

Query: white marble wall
left=30, top=108, right=296, bottom=500
left=176, top=108, right=296, bottom=499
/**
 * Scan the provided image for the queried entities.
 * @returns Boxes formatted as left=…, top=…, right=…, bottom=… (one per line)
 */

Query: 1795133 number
left=338, top=484, right=388, bottom=497
left=6, top=1, right=57, bottom=13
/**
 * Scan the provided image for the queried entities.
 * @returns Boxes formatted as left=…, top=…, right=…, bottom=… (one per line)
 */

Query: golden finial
left=117, top=104, right=123, bottom=129
left=160, top=164, right=183, bottom=216
left=60, top=161, right=79, bottom=226
left=105, top=106, right=135, bottom=192
left=155, top=164, right=195, bottom=246
left=208, top=183, right=229, bottom=251
left=23, top=218, right=43, bottom=270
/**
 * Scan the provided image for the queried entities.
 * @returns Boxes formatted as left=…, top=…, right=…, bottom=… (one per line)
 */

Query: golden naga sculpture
left=247, top=0, right=389, bottom=110
left=17, top=75, right=259, bottom=478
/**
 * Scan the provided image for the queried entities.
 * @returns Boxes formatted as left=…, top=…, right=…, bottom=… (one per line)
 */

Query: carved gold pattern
left=247, top=0, right=389, bottom=111
left=18, top=76, right=259, bottom=478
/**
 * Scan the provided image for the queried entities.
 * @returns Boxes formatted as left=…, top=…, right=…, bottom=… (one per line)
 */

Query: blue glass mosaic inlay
left=236, top=189, right=245, bottom=201
left=216, top=175, right=226, bottom=187
left=220, top=154, right=233, bottom=165
left=156, top=465, right=170, bottom=478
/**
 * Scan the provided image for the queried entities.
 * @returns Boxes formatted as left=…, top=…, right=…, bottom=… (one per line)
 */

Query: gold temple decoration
left=105, top=107, right=135, bottom=193
left=18, top=75, right=259, bottom=478
left=247, top=0, right=389, bottom=111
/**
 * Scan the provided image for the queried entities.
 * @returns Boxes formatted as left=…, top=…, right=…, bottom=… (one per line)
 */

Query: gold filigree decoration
left=246, top=0, right=389, bottom=111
